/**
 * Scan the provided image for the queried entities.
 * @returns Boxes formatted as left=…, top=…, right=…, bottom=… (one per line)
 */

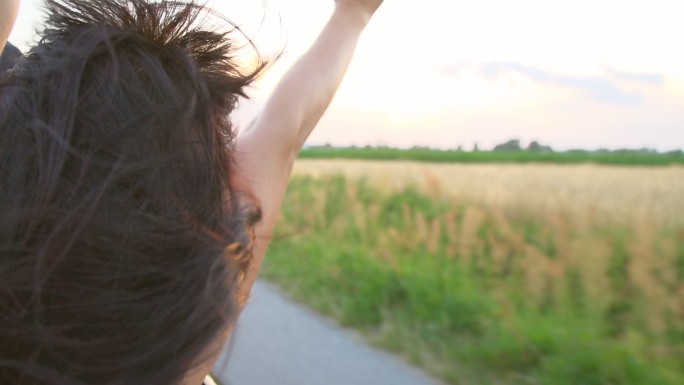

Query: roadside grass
left=262, top=175, right=684, bottom=385
left=298, top=147, right=684, bottom=166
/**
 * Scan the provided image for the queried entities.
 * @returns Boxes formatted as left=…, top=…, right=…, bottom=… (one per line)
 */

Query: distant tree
left=494, top=139, right=522, bottom=152
left=473, top=143, right=480, bottom=152
left=456, top=145, right=464, bottom=152
left=526, top=141, right=554, bottom=153
left=613, top=148, right=637, bottom=154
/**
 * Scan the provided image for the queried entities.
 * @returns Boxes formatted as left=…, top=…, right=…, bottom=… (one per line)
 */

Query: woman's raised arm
left=235, top=0, right=384, bottom=293
left=0, top=0, right=20, bottom=52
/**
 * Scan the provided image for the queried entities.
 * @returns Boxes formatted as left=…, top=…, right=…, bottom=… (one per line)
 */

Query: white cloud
left=443, top=62, right=666, bottom=105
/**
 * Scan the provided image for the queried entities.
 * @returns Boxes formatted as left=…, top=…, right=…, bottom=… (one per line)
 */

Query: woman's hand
left=0, top=0, right=20, bottom=51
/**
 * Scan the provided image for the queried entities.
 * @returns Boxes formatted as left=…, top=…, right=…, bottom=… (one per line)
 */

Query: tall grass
left=263, top=175, right=684, bottom=385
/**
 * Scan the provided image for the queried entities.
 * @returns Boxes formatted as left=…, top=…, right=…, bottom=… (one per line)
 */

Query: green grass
left=262, top=175, right=684, bottom=385
left=298, top=147, right=684, bottom=166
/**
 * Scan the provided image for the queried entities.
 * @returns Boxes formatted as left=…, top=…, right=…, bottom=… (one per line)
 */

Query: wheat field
left=264, top=159, right=684, bottom=384
left=293, top=159, right=684, bottom=226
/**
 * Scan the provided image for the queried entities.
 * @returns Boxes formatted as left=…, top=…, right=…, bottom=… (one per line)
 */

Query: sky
left=8, top=0, right=684, bottom=151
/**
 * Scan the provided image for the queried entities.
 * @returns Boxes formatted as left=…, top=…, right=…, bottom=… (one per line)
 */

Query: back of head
left=0, top=1, right=265, bottom=384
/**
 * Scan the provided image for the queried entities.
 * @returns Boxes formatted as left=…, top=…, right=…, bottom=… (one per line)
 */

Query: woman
left=0, top=0, right=384, bottom=384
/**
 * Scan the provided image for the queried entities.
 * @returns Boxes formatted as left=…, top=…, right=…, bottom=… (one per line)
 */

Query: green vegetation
left=298, top=147, right=684, bottom=166
left=263, top=175, right=684, bottom=385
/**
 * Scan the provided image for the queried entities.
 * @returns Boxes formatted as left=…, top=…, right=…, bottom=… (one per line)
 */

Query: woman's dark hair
left=0, top=42, right=23, bottom=72
left=0, top=1, right=266, bottom=384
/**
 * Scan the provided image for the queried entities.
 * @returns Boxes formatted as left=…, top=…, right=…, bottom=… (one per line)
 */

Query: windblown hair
left=0, top=1, right=266, bottom=384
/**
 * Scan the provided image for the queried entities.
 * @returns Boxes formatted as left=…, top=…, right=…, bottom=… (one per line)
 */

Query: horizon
left=8, top=0, right=684, bottom=152
left=301, top=142, right=683, bottom=154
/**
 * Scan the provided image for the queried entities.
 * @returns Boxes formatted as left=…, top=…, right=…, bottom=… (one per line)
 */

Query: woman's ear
left=0, top=0, right=21, bottom=52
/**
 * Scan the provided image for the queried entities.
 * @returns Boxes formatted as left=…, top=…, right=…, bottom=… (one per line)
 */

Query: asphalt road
left=212, top=280, right=444, bottom=385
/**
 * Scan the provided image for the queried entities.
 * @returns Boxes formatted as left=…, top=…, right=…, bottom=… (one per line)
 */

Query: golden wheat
left=293, top=159, right=684, bottom=226
left=290, top=159, right=684, bottom=342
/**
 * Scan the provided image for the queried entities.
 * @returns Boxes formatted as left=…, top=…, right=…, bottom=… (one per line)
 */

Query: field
left=262, top=160, right=684, bottom=385
left=299, top=147, right=684, bottom=166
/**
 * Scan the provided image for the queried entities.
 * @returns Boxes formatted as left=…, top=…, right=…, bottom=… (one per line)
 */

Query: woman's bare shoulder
left=0, top=0, right=20, bottom=52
